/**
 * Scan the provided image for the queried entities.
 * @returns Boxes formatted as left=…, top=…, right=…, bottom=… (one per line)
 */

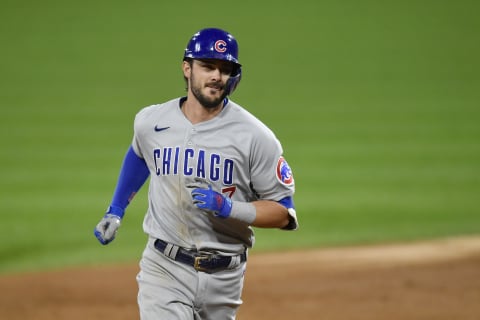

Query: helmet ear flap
left=226, top=67, right=241, bottom=96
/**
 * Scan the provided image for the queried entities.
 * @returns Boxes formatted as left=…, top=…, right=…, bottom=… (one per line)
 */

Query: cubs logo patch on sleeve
left=276, top=156, right=294, bottom=185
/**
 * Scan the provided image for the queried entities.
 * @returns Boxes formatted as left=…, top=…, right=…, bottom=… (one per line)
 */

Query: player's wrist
left=229, top=201, right=256, bottom=224
left=106, top=205, right=125, bottom=218
left=217, top=195, right=233, bottom=217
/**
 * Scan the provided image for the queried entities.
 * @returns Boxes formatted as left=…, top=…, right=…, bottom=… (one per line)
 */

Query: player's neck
left=181, top=98, right=223, bottom=124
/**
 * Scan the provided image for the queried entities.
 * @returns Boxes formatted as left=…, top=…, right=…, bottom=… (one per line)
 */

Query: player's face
left=187, top=59, right=233, bottom=109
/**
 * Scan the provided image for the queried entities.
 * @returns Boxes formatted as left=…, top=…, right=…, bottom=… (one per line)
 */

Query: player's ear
left=182, top=60, right=192, bottom=79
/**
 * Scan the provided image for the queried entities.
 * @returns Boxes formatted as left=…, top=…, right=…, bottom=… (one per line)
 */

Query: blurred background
left=1, top=0, right=479, bottom=274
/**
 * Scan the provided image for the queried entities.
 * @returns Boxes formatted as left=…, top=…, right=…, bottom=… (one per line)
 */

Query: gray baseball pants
left=136, top=237, right=247, bottom=320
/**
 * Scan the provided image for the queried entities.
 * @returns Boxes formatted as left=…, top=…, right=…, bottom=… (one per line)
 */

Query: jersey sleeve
left=131, top=105, right=155, bottom=159
left=131, top=134, right=143, bottom=158
left=249, top=127, right=295, bottom=201
left=249, top=128, right=298, bottom=230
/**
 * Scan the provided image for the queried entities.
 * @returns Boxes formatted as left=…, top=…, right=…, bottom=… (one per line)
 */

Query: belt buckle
left=194, top=255, right=210, bottom=272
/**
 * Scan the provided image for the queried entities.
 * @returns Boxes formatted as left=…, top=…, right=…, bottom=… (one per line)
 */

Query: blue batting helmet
left=183, top=28, right=242, bottom=95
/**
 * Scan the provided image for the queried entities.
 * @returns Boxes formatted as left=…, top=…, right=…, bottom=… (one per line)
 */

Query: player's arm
left=191, top=184, right=297, bottom=230
left=250, top=197, right=297, bottom=229
left=94, top=146, right=150, bottom=245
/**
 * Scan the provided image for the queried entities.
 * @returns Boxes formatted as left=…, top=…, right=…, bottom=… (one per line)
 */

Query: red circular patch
left=276, top=157, right=294, bottom=185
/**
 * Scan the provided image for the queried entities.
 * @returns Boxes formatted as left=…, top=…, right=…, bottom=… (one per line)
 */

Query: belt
left=154, top=239, right=247, bottom=273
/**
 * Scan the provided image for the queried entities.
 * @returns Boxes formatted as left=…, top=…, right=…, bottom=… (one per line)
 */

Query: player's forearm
left=250, top=200, right=290, bottom=229
left=107, top=146, right=150, bottom=217
left=190, top=184, right=296, bottom=229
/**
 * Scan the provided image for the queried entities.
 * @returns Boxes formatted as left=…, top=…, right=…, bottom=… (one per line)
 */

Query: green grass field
left=1, top=0, right=479, bottom=274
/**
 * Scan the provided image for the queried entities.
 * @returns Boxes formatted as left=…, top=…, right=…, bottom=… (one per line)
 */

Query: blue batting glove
left=191, top=185, right=233, bottom=218
left=94, top=214, right=122, bottom=245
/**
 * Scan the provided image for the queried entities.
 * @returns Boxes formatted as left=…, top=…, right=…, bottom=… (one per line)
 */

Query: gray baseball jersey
left=131, top=97, right=297, bottom=253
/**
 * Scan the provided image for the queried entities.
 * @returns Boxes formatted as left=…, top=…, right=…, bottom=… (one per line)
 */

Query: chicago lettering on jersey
left=153, top=147, right=234, bottom=185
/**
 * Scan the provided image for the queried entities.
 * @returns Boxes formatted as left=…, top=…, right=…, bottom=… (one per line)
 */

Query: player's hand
left=191, top=184, right=232, bottom=218
left=94, top=214, right=122, bottom=245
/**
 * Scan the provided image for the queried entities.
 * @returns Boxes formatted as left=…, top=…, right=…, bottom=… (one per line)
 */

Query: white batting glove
left=94, top=214, right=122, bottom=245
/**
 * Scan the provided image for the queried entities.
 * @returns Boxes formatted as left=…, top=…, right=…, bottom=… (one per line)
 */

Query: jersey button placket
left=187, top=127, right=196, bottom=146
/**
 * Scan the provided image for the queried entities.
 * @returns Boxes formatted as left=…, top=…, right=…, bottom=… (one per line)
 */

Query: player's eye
left=202, top=63, right=215, bottom=70
left=203, top=64, right=219, bottom=73
left=198, top=60, right=233, bottom=75
left=219, top=65, right=233, bottom=75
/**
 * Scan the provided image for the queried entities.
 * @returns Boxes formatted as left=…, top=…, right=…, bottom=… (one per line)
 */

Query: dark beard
left=190, top=76, right=227, bottom=109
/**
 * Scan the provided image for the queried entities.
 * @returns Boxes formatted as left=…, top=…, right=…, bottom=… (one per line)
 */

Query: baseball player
left=94, top=27, right=298, bottom=320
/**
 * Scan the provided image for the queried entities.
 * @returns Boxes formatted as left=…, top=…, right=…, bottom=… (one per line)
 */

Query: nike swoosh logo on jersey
left=154, top=125, right=170, bottom=132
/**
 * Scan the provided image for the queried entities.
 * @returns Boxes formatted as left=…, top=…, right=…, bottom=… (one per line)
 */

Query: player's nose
left=210, top=67, right=222, bottom=80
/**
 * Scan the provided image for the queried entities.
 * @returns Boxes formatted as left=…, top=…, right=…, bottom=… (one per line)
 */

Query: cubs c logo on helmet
left=214, top=40, right=227, bottom=53
left=276, top=156, right=294, bottom=185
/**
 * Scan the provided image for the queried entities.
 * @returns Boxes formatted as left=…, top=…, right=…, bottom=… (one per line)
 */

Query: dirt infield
left=1, top=236, right=480, bottom=320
